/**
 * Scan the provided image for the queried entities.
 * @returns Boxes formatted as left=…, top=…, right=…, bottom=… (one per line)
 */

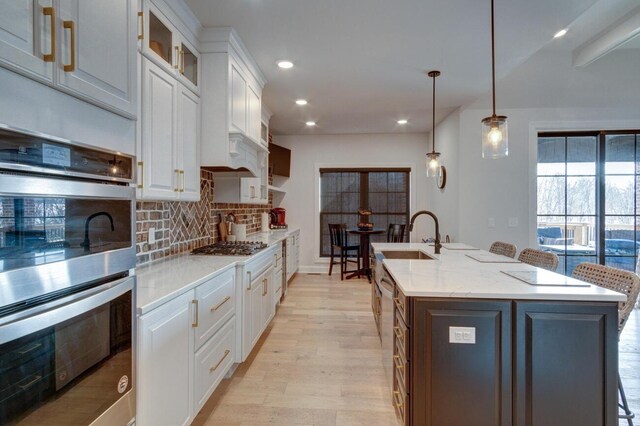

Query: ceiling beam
left=573, top=6, right=640, bottom=67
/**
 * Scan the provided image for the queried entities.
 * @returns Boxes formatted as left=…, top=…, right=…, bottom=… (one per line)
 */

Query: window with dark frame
left=319, top=168, right=410, bottom=257
left=536, top=130, right=640, bottom=276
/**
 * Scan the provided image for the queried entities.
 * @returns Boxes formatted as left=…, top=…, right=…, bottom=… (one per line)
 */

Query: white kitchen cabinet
left=177, top=83, right=200, bottom=200
left=213, top=175, right=267, bottom=204
left=138, top=290, right=194, bottom=426
left=138, top=56, right=199, bottom=201
left=286, top=231, right=300, bottom=283
left=142, top=0, right=200, bottom=95
left=57, top=0, right=137, bottom=116
left=0, top=0, right=137, bottom=117
left=0, top=0, right=54, bottom=82
left=138, top=268, right=238, bottom=426
left=200, top=28, right=267, bottom=177
left=240, top=248, right=276, bottom=360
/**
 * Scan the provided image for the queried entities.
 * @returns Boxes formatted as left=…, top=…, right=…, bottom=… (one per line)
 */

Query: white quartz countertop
left=372, top=243, right=626, bottom=302
left=135, top=228, right=299, bottom=314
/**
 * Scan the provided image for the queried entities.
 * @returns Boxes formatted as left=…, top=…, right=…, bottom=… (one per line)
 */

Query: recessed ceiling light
left=554, top=29, right=568, bottom=38
left=277, top=61, right=294, bottom=69
left=305, top=121, right=316, bottom=127
left=296, top=99, right=308, bottom=105
left=397, top=119, right=408, bottom=125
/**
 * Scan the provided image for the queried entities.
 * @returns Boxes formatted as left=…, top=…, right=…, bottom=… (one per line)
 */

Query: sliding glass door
left=537, top=131, right=640, bottom=275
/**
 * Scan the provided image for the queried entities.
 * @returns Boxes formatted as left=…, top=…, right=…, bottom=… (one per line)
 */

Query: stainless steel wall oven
left=0, top=125, right=136, bottom=425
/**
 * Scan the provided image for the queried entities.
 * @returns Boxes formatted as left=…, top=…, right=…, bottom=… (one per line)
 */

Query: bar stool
left=489, top=241, right=517, bottom=258
left=518, top=248, right=559, bottom=272
left=573, top=262, right=640, bottom=425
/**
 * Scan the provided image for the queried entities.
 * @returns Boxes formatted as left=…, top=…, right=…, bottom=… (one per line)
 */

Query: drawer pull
left=210, top=349, right=230, bottom=373
left=393, top=390, right=404, bottom=409
left=17, top=342, right=42, bottom=355
left=394, top=326, right=407, bottom=351
left=393, top=355, right=404, bottom=371
left=211, top=296, right=231, bottom=312
left=137, top=161, right=144, bottom=188
left=394, top=297, right=405, bottom=312
left=18, top=375, right=42, bottom=390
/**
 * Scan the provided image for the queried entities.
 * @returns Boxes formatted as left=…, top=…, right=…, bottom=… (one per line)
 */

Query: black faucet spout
left=82, top=212, right=115, bottom=252
left=408, top=210, right=442, bottom=254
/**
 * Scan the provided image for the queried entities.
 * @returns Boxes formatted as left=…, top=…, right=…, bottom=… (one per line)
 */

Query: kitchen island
left=370, top=242, right=626, bottom=426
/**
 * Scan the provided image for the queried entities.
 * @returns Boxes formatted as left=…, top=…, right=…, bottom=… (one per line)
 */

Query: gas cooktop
left=191, top=241, right=268, bottom=256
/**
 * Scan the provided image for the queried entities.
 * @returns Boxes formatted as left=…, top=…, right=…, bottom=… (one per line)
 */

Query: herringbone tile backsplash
left=135, top=170, right=273, bottom=265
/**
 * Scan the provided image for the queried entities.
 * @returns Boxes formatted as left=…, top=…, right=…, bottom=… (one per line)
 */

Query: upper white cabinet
left=0, top=0, right=137, bottom=118
left=200, top=28, right=267, bottom=176
left=141, top=1, right=200, bottom=95
left=0, top=0, right=54, bottom=82
left=138, top=56, right=199, bottom=201
left=57, top=0, right=137, bottom=116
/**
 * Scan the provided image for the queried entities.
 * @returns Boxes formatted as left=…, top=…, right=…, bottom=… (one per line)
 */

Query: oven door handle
left=0, top=174, right=135, bottom=200
left=0, top=276, right=134, bottom=345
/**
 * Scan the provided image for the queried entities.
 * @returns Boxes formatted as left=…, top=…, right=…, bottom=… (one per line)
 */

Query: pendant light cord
left=491, top=0, right=496, bottom=116
left=432, top=73, right=436, bottom=153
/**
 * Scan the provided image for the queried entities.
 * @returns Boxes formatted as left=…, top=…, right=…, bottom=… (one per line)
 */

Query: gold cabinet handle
left=174, top=169, right=180, bottom=192
left=246, top=271, right=252, bottom=290
left=393, top=390, right=404, bottom=409
left=192, top=300, right=198, bottom=327
left=209, top=349, right=230, bottom=373
left=393, top=355, right=404, bottom=370
left=211, top=296, right=230, bottom=312
left=174, top=46, right=180, bottom=69
left=137, top=11, right=144, bottom=40
left=180, top=170, right=185, bottom=192
left=394, top=297, right=404, bottom=313
left=63, top=20, right=75, bottom=72
left=42, top=7, right=55, bottom=62
left=180, top=48, right=185, bottom=74
left=262, top=278, right=267, bottom=296
left=394, top=326, right=407, bottom=350
left=137, top=161, right=144, bottom=188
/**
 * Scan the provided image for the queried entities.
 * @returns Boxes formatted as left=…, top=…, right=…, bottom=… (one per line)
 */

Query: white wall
left=272, top=133, right=430, bottom=273
left=434, top=106, right=640, bottom=254
left=425, top=109, right=460, bottom=242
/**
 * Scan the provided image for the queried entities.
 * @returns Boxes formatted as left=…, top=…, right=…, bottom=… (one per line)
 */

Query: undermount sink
left=381, top=250, right=434, bottom=260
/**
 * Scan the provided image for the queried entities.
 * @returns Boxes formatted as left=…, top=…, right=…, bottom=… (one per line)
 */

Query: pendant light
left=426, top=70, right=442, bottom=178
left=481, top=0, right=508, bottom=159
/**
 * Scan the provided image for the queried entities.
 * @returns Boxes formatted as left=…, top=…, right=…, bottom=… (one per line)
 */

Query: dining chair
left=328, top=223, right=360, bottom=280
left=517, top=248, right=559, bottom=272
left=387, top=224, right=406, bottom=243
left=489, top=241, right=517, bottom=258
left=572, top=262, right=640, bottom=426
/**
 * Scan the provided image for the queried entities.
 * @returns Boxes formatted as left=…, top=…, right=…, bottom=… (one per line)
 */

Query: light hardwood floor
left=194, top=273, right=640, bottom=426
left=193, top=273, right=400, bottom=426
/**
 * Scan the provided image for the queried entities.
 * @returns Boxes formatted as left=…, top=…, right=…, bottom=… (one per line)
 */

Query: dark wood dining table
left=347, top=228, right=385, bottom=282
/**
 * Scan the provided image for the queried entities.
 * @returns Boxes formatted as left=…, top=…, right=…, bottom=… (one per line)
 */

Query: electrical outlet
left=449, top=326, right=476, bottom=344
left=488, top=218, right=496, bottom=228
left=508, top=217, right=519, bottom=227
left=148, top=227, right=156, bottom=244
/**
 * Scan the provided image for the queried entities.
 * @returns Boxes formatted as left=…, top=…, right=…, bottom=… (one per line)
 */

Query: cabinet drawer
left=393, top=373, right=409, bottom=425
left=194, top=268, right=235, bottom=350
left=194, top=317, right=235, bottom=413
left=393, top=346, right=409, bottom=392
left=394, top=309, right=409, bottom=359
left=394, top=286, right=409, bottom=324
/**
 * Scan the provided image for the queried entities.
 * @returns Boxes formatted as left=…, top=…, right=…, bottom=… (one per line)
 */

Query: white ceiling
left=185, top=0, right=634, bottom=135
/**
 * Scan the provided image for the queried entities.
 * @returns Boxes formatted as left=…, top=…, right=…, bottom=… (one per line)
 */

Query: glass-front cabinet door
left=179, top=41, right=198, bottom=90
left=142, top=2, right=200, bottom=93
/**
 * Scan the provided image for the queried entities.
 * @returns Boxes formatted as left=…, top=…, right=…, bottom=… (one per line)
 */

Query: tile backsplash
left=135, top=170, right=273, bottom=265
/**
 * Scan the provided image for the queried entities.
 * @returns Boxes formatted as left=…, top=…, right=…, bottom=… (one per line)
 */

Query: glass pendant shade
left=481, top=115, right=508, bottom=159
left=426, top=152, right=441, bottom=178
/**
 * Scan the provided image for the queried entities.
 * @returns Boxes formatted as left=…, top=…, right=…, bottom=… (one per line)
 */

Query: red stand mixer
left=269, top=208, right=287, bottom=229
